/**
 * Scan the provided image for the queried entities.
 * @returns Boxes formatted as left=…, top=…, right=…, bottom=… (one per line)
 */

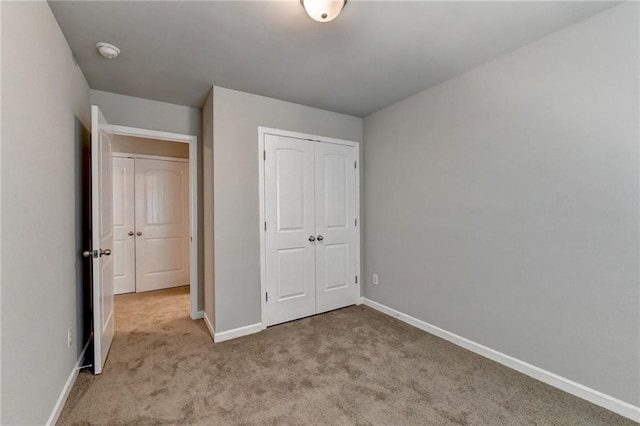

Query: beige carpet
left=58, top=287, right=635, bottom=425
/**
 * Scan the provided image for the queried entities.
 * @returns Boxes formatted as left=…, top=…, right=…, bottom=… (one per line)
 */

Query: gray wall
left=212, top=86, right=363, bottom=332
left=90, top=90, right=204, bottom=311
left=202, top=89, right=215, bottom=330
left=1, top=2, right=91, bottom=423
left=112, top=135, right=189, bottom=159
left=363, top=2, right=639, bottom=406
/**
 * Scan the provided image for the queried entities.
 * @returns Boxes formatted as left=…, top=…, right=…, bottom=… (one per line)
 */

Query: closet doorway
left=113, top=152, right=190, bottom=295
left=258, top=127, right=361, bottom=327
left=108, top=126, right=199, bottom=319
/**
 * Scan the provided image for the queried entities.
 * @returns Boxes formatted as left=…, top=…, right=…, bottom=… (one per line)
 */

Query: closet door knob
left=128, top=231, right=134, bottom=236
left=136, top=231, right=142, bottom=236
left=316, top=235, right=324, bottom=241
left=308, top=235, right=316, bottom=242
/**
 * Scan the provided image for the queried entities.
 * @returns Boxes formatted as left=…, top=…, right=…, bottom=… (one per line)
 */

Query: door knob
left=99, top=248, right=111, bottom=256
left=308, top=235, right=316, bottom=242
left=317, top=235, right=324, bottom=241
left=128, top=231, right=134, bottom=236
left=82, top=250, right=92, bottom=258
left=136, top=231, right=142, bottom=236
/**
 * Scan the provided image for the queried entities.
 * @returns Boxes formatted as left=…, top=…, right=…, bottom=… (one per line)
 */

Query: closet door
left=264, top=134, right=316, bottom=326
left=112, top=156, right=136, bottom=294
left=314, top=142, right=359, bottom=313
left=135, top=158, right=190, bottom=292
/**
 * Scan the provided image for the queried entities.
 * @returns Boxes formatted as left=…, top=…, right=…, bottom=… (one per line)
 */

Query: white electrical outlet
left=372, top=273, right=379, bottom=285
left=67, top=327, right=73, bottom=348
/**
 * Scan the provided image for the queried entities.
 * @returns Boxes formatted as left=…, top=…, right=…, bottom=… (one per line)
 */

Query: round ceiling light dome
left=300, top=0, right=346, bottom=23
left=96, top=42, right=120, bottom=59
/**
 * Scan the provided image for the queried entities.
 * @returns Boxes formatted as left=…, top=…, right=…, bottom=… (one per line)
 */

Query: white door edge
left=107, top=124, right=200, bottom=320
left=258, top=126, right=361, bottom=329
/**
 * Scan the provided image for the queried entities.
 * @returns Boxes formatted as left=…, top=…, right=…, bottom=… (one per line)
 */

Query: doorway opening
left=108, top=125, right=199, bottom=320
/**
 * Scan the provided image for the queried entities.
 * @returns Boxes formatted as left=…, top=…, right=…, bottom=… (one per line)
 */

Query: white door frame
left=107, top=124, right=200, bottom=320
left=257, top=126, right=361, bottom=328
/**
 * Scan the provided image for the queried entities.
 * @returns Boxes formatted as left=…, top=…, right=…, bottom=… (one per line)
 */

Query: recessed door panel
left=277, top=247, right=307, bottom=300
left=323, top=243, right=349, bottom=291
left=112, top=156, right=136, bottom=294
left=324, top=154, right=348, bottom=229
left=143, top=237, right=185, bottom=274
left=277, top=149, right=305, bottom=232
left=315, top=142, right=358, bottom=314
left=264, top=134, right=316, bottom=326
left=135, top=159, right=190, bottom=293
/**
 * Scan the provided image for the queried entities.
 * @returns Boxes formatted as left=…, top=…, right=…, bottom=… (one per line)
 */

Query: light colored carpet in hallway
left=58, top=286, right=634, bottom=425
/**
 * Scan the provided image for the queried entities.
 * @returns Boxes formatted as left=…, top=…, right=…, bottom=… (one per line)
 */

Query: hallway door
left=135, top=158, right=190, bottom=292
left=112, top=156, right=136, bottom=294
left=91, top=105, right=115, bottom=375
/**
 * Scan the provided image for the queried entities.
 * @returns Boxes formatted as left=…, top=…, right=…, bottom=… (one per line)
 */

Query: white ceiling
left=48, top=1, right=616, bottom=117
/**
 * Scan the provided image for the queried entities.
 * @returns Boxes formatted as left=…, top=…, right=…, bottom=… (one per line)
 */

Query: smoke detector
left=96, top=42, right=120, bottom=59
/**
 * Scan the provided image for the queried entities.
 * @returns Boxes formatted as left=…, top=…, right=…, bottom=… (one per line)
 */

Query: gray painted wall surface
left=112, top=135, right=189, bottom=158
left=202, top=90, right=215, bottom=329
left=90, top=90, right=205, bottom=311
left=1, top=2, right=91, bottom=423
left=212, top=86, right=363, bottom=332
left=363, top=3, right=639, bottom=405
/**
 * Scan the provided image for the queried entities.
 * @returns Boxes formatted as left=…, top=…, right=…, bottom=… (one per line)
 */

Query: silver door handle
left=308, top=235, right=316, bottom=242
left=128, top=231, right=134, bottom=236
left=316, top=235, right=324, bottom=241
left=136, top=231, right=142, bottom=236
left=82, top=250, right=92, bottom=258
left=99, top=248, right=111, bottom=256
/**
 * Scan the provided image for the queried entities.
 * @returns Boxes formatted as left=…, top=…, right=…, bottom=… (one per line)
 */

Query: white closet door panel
left=112, top=157, right=136, bottom=294
left=315, top=142, right=358, bottom=313
left=264, top=134, right=316, bottom=326
left=135, top=158, right=190, bottom=292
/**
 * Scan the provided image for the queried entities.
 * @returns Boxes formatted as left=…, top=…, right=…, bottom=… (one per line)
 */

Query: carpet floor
left=58, top=286, right=635, bottom=425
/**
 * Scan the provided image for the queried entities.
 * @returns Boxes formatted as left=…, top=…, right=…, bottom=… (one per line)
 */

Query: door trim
left=113, top=153, right=189, bottom=163
left=107, top=124, right=200, bottom=320
left=257, top=126, right=361, bottom=329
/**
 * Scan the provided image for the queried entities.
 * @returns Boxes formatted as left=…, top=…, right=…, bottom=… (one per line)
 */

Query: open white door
left=91, top=105, right=115, bottom=374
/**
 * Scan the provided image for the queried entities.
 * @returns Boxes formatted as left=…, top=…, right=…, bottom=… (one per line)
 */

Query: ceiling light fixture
left=96, top=42, right=120, bottom=59
left=300, top=0, right=346, bottom=23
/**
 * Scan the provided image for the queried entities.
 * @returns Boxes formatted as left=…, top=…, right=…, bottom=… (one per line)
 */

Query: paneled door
left=263, top=131, right=359, bottom=327
left=135, top=158, right=190, bottom=292
left=91, top=105, right=115, bottom=375
left=112, top=157, right=136, bottom=294
left=264, top=134, right=317, bottom=326
left=314, top=142, right=359, bottom=314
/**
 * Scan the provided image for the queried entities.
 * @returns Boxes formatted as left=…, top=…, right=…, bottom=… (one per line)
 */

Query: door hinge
left=265, top=292, right=268, bottom=302
left=354, top=161, right=357, bottom=169
left=355, top=275, right=358, bottom=284
left=355, top=218, right=358, bottom=226
left=264, top=221, right=267, bottom=231
left=263, top=150, right=266, bottom=161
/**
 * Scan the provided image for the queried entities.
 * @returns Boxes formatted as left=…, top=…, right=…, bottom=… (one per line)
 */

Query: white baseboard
left=191, top=310, right=204, bottom=320
left=46, top=339, right=91, bottom=426
left=362, top=298, right=640, bottom=422
left=356, top=296, right=364, bottom=305
left=203, top=312, right=215, bottom=341
left=214, top=322, right=263, bottom=343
